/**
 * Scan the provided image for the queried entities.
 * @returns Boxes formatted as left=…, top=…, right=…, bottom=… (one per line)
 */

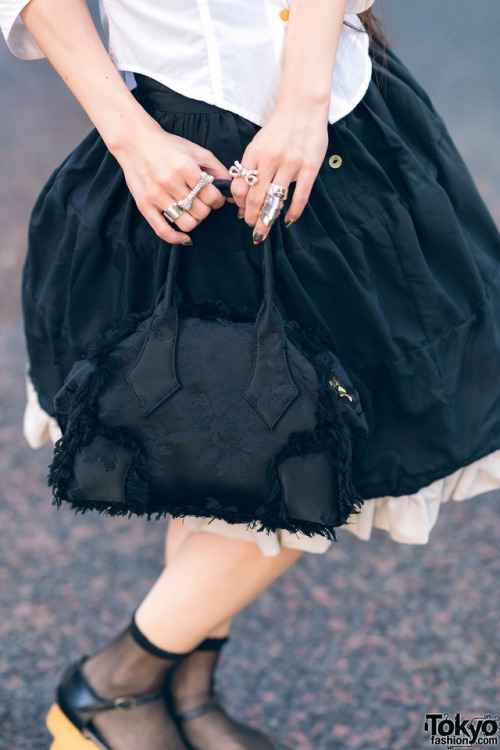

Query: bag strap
left=163, top=179, right=275, bottom=309
left=126, top=179, right=299, bottom=427
left=211, top=179, right=272, bottom=309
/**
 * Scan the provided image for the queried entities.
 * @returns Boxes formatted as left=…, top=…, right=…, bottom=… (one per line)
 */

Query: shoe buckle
left=113, top=696, right=137, bottom=710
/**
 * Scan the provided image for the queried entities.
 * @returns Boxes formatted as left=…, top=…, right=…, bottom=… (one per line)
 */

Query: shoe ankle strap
left=58, top=658, right=165, bottom=726
left=175, top=695, right=221, bottom=722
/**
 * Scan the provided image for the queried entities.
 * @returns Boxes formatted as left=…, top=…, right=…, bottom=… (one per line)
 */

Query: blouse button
left=328, top=155, right=343, bottom=169
left=280, top=9, right=290, bottom=21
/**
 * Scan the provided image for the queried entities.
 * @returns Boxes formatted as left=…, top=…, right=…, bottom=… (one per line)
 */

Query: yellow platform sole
left=46, top=703, right=103, bottom=750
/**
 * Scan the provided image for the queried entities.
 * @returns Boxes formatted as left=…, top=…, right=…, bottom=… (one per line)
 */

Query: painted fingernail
left=253, top=232, right=264, bottom=245
left=182, top=240, right=193, bottom=246
left=237, top=210, right=245, bottom=220
left=285, top=219, right=295, bottom=229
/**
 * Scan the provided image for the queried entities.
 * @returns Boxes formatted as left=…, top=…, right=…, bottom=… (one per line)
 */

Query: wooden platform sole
left=46, top=703, right=104, bottom=750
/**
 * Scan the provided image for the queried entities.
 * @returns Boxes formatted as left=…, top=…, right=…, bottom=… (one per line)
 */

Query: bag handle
left=126, top=179, right=299, bottom=427
left=163, top=179, right=274, bottom=310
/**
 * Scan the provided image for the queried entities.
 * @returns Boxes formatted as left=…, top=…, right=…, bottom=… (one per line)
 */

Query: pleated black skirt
left=23, top=42, right=500, bottom=511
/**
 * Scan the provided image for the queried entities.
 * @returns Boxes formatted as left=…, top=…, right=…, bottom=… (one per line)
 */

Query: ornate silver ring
left=229, top=160, right=259, bottom=186
left=267, top=183, right=288, bottom=201
left=177, top=171, right=214, bottom=211
left=163, top=171, right=214, bottom=222
left=260, top=196, right=282, bottom=228
left=163, top=203, right=184, bottom=223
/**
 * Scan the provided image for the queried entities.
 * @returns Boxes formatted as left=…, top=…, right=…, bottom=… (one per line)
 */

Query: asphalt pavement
left=1, top=3, right=499, bottom=749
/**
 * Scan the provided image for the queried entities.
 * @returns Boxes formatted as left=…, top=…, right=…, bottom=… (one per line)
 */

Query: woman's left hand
left=230, top=108, right=329, bottom=242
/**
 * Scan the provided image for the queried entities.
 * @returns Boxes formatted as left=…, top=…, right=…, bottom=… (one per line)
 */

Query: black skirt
left=23, top=43, right=500, bottom=503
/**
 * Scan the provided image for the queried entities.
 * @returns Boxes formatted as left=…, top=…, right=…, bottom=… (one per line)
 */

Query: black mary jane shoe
left=46, top=657, right=165, bottom=750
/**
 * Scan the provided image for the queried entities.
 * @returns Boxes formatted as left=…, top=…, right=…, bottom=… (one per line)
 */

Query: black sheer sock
left=81, top=616, right=191, bottom=750
left=168, top=637, right=279, bottom=750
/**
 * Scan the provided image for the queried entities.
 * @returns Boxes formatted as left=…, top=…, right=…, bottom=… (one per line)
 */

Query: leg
left=65, top=530, right=301, bottom=750
left=165, top=518, right=233, bottom=639
left=164, top=517, right=193, bottom=562
left=135, top=529, right=301, bottom=652
left=163, top=518, right=293, bottom=749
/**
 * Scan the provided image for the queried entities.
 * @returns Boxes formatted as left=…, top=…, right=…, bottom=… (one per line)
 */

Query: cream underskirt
left=25, top=373, right=500, bottom=557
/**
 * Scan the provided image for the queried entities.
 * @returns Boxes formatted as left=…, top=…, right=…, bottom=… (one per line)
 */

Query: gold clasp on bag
left=329, top=377, right=353, bottom=402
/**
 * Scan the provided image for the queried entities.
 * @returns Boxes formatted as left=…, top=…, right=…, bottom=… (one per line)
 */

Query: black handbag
left=49, top=182, right=368, bottom=540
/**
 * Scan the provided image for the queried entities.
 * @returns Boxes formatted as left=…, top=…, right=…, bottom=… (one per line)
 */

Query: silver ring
left=163, top=203, right=184, bottom=223
left=229, top=160, right=259, bottom=186
left=267, top=183, right=288, bottom=201
left=260, top=196, right=282, bottom=228
left=177, top=171, right=214, bottom=211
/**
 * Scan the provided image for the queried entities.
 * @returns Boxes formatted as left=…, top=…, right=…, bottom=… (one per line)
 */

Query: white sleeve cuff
left=345, top=0, right=376, bottom=13
left=1, top=5, right=45, bottom=60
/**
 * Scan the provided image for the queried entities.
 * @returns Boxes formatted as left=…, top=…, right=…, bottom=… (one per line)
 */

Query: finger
left=173, top=187, right=224, bottom=232
left=242, top=167, right=277, bottom=228
left=251, top=198, right=283, bottom=243
left=230, top=175, right=251, bottom=213
left=175, top=210, right=201, bottom=234
left=161, top=175, right=214, bottom=234
left=197, top=182, right=226, bottom=210
left=192, top=144, right=233, bottom=181
left=161, top=178, right=219, bottom=234
left=158, top=190, right=200, bottom=237
left=250, top=169, right=293, bottom=241
left=182, top=166, right=226, bottom=211
left=284, top=168, right=316, bottom=226
left=147, top=207, right=192, bottom=245
left=185, top=195, right=212, bottom=223
left=229, top=155, right=261, bottom=214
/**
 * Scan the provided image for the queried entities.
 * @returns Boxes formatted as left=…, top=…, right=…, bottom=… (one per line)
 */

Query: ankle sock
left=168, top=639, right=278, bottom=750
left=196, top=636, right=229, bottom=651
left=82, top=620, right=192, bottom=750
left=128, top=614, right=188, bottom=661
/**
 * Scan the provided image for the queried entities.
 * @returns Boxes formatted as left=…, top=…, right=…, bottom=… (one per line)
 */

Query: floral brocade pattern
left=81, top=438, right=120, bottom=472
left=142, top=388, right=274, bottom=477
left=140, top=318, right=275, bottom=477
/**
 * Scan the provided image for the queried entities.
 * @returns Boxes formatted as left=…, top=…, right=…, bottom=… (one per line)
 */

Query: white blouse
left=1, top=0, right=375, bottom=126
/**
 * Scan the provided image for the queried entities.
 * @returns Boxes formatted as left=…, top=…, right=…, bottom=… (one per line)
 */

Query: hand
left=230, top=108, right=329, bottom=242
left=111, top=120, right=232, bottom=244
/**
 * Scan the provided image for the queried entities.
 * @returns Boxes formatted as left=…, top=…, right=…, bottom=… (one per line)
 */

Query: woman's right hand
left=111, top=121, right=232, bottom=245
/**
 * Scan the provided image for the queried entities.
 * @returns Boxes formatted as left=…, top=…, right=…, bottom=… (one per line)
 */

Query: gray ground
left=0, top=3, right=499, bottom=749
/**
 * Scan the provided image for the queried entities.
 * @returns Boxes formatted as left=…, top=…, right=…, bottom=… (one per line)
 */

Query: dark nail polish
left=182, top=240, right=193, bottom=246
left=285, top=219, right=295, bottom=229
left=253, top=232, right=264, bottom=245
left=237, top=210, right=245, bottom=220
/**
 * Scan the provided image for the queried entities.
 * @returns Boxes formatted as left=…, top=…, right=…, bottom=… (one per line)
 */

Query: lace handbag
left=49, top=189, right=368, bottom=541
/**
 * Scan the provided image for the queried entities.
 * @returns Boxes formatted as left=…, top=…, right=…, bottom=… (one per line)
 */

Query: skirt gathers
left=22, top=43, right=500, bottom=553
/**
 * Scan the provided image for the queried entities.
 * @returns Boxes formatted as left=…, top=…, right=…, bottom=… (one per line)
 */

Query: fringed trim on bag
left=257, top=319, right=368, bottom=540
left=48, top=300, right=367, bottom=541
left=48, top=309, right=154, bottom=510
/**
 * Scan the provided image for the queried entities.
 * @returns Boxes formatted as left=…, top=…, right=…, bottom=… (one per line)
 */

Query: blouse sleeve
left=345, top=0, right=375, bottom=13
left=0, top=1, right=44, bottom=59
